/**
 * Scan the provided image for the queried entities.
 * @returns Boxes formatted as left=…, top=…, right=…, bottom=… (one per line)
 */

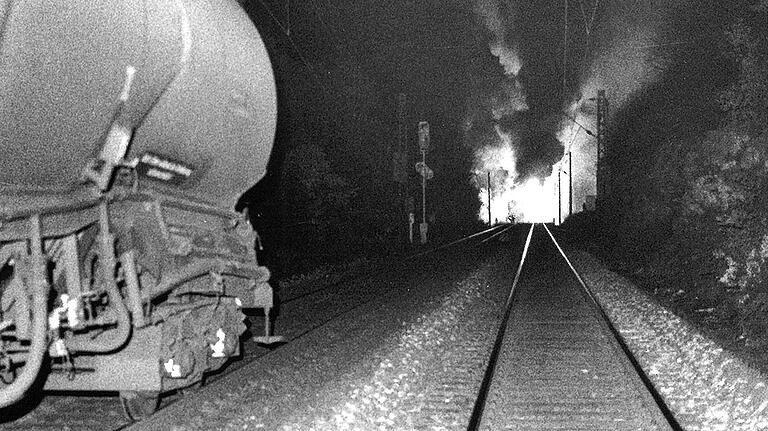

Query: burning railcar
left=0, top=0, right=279, bottom=419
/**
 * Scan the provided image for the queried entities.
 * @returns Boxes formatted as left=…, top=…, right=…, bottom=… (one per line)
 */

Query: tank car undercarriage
left=0, top=0, right=280, bottom=419
left=0, top=188, right=281, bottom=419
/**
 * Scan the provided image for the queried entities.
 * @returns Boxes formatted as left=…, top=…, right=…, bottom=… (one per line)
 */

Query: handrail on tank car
left=0, top=190, right=102, bottom=223
left=0, top=216, right=50, bottom=409
left=0, top=186, right=243, bottom=225
left=126, top=190, right=242, bottom=220
left=147, top=258, right=270, bottom=303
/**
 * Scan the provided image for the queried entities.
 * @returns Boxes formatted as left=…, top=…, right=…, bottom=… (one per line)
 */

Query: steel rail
left=278, top=226, right=514, bottom=338
left=281, top=225, right=511, bottom=304
left=479, top=225, right=513, bottom=243
left=541, top=223, right=683, bottom=430
left=408, top=224, right=510, bottom=259
left=111, top=224, right=513, bottom=429
left=467, top=223, right=535, bottom=430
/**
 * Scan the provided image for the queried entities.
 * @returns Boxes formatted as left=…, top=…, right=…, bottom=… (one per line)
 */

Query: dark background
left=234, top=0, right=768, bottom=364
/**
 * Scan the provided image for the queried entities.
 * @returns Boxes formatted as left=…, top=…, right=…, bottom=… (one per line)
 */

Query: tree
left=279, top=144, right=356, bottom=265
left=687, top=2, right=768, bottom=345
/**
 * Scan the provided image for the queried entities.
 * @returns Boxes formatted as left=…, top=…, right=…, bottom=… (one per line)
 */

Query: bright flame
left=478, top=176, right=559, bottom=224
left=511, top=177, right=558, bottom=222
left=475, top=144, right=559, bottom=224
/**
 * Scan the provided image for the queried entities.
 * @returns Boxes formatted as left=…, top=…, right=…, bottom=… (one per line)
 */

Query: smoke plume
left=474, top=0, right=521, bottom=76
left=558, top=0, right=676, bottom=214
left=464, top=0, right=680, bottom=221
left=573, top=2, right=672, bottom=116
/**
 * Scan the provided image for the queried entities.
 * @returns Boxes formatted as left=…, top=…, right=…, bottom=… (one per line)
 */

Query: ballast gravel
left=134, top=245, right=517, bottom=431
left=133, top=243, right=768, bottom=430
left=570, top=251, right=768, bottom=431
left=281, top=263, right=505, bottom=430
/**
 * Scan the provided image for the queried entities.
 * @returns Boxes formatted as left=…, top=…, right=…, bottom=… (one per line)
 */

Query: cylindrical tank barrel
left=0, top=0, right=277, bottom=209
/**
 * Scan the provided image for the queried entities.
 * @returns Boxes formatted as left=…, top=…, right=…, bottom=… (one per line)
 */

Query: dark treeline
left=579, top=0, right=768, bottom=359
left=236, top=1, right=485, bottom=277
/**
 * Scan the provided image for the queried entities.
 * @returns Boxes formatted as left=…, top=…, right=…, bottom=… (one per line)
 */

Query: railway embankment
left=572, top=251, right=768, bottom=431
left=126, top=229, right=768, bottom=430
left=128, top=233, right=516, bottom=430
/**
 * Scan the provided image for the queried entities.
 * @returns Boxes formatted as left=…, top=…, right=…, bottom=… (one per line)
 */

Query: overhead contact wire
left=562, top=0, right=568, bottom=98
left=256, top=0, right=290, bottom=35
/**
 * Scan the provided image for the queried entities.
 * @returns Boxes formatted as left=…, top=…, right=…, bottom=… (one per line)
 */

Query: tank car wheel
left=119, top=390, right=160, bottom=421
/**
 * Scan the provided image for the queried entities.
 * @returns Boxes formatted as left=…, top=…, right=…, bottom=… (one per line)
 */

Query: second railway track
left=132, top=225, right=512, bottom=429
left=4, top=223, right=686, bottom=430
left=0, top=226, right=509, bottom=431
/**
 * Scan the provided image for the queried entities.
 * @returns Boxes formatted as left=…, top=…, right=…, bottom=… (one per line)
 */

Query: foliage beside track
left=569, top=0, right=768, bottom=374
left=252, top=138, right=486, bottom=280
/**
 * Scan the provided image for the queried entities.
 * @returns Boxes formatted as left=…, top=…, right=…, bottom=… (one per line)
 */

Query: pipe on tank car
left=0, top=215, right=50, bottom=408
left=0, top=192, right=101, bottom=223
left=148, top=259, right=230, bottom=301
left=120, top=250, right=145, bottom=327
left=66, top=203, right=131, bottom=353
left=147, top=259, right=270, bottom=302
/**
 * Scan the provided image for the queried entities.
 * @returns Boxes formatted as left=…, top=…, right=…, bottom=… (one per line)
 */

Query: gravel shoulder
left=10, top=233, right=764, bottom=431
left=131, top=242, right=519, bottom=431
left=570, top=251, right=768, bottom=431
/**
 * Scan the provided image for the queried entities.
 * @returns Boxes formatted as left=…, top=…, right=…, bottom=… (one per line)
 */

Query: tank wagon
left=0, top=0, right=280, bottom=419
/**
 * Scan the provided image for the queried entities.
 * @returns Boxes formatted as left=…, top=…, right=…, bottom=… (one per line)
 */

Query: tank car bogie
left=0, top=194, right=279, bottom=415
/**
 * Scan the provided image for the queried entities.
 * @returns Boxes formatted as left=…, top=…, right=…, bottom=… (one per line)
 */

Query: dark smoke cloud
left=463, top=0, right=680, bottom=197
left=462, top=0, right=569, bottom=186
left=514, top=129, right=564, bottom=179
left=473, top=0, right=522, bottom=76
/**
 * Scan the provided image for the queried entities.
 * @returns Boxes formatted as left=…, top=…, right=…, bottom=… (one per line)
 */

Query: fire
left=478, top=175, right=558, bottom=224
left=511, top=177, right=558, bottom=222
left=475, top=144, right=559, bottom=224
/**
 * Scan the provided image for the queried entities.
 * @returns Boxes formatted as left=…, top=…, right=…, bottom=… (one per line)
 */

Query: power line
left=252, top=0, right=330, bottom=93
left=308, top=0, right=331, bottom=33
left=566, top=125, right=580, bottom=153
left=285, top=35, right=317, bottom=74
left=577, top=0, right=599, bottom=36
left=563, top=0, right=603, bottom=104
left=256, top=0, right=290, bottom=36
left=635, top=40, right=695, bottom=49
left=563, top=114, right=595, bottom=138
left=562, top=0, right=568, bottom=99
left=396, top=44, right=478, bottom=50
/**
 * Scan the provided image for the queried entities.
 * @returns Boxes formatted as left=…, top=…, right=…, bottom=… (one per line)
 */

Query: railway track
left=0, top=226, right=509, bottom=430
left=6, top=223, right=679, bottom=430
left=468, top=223, right=681, bottom=430
left=121, top=225, right=512, bottom=430
left=77, top=222, right=685, bottom=430
left=279, top=225, right=508, bottom=304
